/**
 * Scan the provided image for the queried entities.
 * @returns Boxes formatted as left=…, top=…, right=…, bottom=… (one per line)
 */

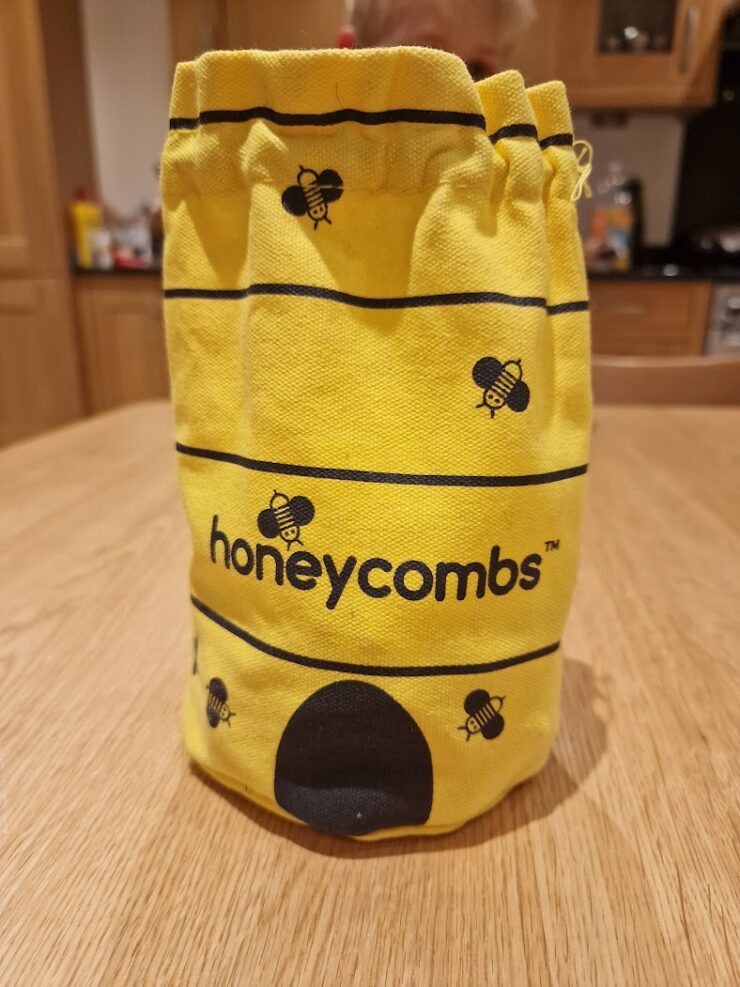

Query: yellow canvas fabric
left=162, top=47, right=591, bottom=840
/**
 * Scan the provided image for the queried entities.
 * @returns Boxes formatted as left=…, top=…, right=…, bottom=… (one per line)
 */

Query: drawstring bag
left=162, top=47, right=591, bottom=840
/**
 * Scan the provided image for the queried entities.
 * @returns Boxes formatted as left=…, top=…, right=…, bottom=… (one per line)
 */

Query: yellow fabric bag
left=162, top=47, right=591, bottom=840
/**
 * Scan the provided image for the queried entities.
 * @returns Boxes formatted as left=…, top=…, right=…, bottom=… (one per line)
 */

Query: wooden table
left=1, top=403, right=738, bottom=986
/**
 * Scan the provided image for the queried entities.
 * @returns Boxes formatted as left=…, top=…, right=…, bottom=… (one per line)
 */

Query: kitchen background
left=1, top=0, right=739, bottom=446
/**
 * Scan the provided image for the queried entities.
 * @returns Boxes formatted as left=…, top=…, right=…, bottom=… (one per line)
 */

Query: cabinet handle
left=680, top=5, right=700, bottom=74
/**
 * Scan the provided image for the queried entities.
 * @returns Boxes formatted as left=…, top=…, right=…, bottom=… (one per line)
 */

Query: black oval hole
left=274, top=681, right=433, bottom=837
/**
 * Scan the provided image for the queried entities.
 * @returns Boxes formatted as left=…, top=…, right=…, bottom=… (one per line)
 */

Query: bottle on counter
left=69, top=188, right=103, bottom=270
left=88, top=227, right=113, bottom=270
left=111, top=214, right=154, bottom=269
left=584, top=161, right=637, bottom=273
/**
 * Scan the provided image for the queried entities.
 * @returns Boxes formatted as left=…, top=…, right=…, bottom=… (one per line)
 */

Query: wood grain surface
left=1, top=402, right=738, bottom=986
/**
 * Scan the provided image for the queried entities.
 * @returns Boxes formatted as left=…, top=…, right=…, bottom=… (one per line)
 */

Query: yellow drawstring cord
left=571, top=139, right=594, bottom=202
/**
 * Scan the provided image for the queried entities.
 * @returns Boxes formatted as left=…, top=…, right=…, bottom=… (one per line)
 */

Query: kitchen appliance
left=705, top=283, right=740, bottom=353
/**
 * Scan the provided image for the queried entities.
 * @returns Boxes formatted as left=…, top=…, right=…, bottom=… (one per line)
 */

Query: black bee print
left=206, top=677, right=235, bottom=728
left=472, top=357, right=530, bottom=419
left=192, top=635, right=199, bottom=675
left=458, top=691, right=505, bottom=741
left=282, top=165, right=343, bottom=228
left=258, top=490, right=315, bottom=550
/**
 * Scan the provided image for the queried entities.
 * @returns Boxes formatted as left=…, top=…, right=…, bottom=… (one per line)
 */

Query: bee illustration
left=281, top=165, right=343, bottom=229
left=206, top=677, right=235, bottom=728
left=192, top=635, right=198, bottom=675
left=458, top=691, right=505, bottom=741
left=472, top=357, right=530, bottom=419
left=257, top=490, right=315, bottom=550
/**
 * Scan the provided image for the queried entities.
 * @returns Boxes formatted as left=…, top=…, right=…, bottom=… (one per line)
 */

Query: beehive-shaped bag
left=162, top=47, right=591, bottom=840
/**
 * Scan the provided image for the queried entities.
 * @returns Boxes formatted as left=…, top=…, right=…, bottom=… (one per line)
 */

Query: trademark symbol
left=545, top=539, right=560, bottom=552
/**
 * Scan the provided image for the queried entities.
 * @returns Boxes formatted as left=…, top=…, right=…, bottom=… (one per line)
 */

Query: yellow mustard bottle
left=70, top=189, right=103, bottom=270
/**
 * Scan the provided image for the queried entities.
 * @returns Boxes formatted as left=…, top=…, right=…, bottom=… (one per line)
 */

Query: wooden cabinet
left=169, top=0, right=343, bottom=63
left=512, top=0, right=724, bottom=108
left=169, top=0, right=228, bottom=63
left=561, top=0, right=723, bottom=109
left=0, top=280, right=84, bottom=446
left=0, top=0, right=84, bottom=447
left=76, top=277, right=169, bottom=413
left=225, top=0, right=344, bottom=52
left=0, top=0, right=68, bottom=276
left=169, top=0, right=724, bottom=110
left=589, top=280, right=712, bottom=355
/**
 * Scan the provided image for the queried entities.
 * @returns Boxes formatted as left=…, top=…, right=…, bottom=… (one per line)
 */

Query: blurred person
left=338, top=0, right=536, bottom=79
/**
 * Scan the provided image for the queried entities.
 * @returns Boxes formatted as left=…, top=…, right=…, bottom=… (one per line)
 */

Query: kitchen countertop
left=72, top=264, right=740, bottom=283
left=74, top=265, right=162, bottom=277
left=1, top=402, right=738, bottom=984
left=588, top=263, right=740, bottom=282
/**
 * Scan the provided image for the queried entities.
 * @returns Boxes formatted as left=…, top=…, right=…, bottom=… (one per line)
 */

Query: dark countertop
left=73, top=263, right=740, bottom=284
left=588, top=245, right=740, bottom=282
left=589, top=263, right=740, bottom=282
left=74, top=265, right=162, bottom=277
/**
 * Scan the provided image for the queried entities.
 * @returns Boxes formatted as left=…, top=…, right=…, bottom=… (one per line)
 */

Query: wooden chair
left=591, top=355, right=740, bottom=405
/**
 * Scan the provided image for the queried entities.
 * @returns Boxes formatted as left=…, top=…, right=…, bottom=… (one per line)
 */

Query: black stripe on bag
left=548, top=300, right=590, bottom=314
left=175, top=442, right=588, bottom=487
left=163, top=282, right=589, bottom=314
left=169, top=106, right=488, bottom=131
left=164, top=283, right=547, bottom=308
left=488, top=123, right=539, bottom=144
left=539, top=133, right=574, bottom=149
left=191, top=595, right=559, bottom=677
